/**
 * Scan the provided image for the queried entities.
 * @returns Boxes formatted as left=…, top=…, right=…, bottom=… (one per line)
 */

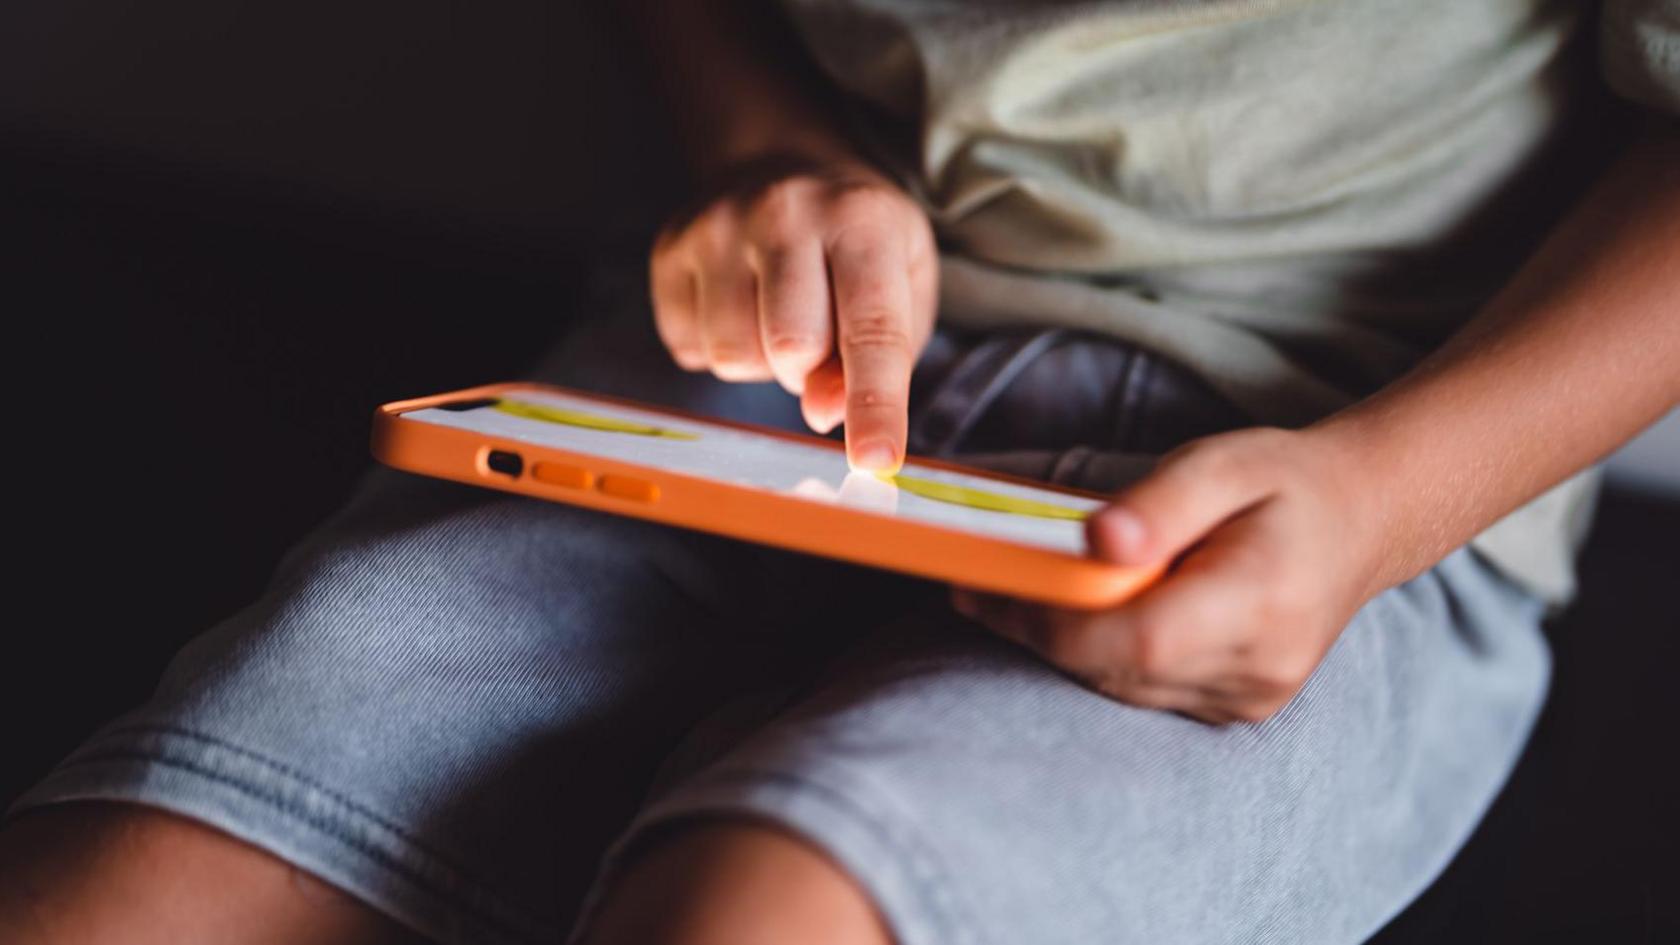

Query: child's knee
left=579, top=819, right=891, bottom=945
left=0, top=802, right=423, bottom=945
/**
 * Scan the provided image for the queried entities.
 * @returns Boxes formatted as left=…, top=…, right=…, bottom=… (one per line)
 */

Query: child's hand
left=953, top=427, right=1382, bottom=724
left=650, top=158, right=937, bottom=472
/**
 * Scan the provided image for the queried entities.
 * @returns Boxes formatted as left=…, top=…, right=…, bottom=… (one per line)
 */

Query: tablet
left=371, top=383, right=1162, bottom=608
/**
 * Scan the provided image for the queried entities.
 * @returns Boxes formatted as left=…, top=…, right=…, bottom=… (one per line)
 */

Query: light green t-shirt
left=775, top=0, right=1680, bottom=604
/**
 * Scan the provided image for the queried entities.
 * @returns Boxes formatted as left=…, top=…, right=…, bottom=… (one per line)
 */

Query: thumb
left=1087, top=440, right=1271, bottom=568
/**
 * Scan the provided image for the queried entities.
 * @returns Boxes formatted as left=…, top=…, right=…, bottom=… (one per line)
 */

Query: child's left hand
left=952, top=426, right=1382, bottom=724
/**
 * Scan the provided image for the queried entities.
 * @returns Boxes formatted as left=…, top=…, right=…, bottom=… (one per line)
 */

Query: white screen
left=403, top=388, right=1104, bottom=555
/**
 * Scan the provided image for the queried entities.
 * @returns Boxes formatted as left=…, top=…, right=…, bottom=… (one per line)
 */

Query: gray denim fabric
left=10, top=297, right=1550, bottom=945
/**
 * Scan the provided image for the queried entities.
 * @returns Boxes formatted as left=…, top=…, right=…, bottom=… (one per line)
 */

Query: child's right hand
left=649, top=158, right=937, bottom=473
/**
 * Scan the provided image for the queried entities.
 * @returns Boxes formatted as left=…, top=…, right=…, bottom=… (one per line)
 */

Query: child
left=4, top=1, right=1677, bottom=943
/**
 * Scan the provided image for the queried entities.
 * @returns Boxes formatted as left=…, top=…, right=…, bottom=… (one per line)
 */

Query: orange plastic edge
left=371, top=382, right=1166, bottom=610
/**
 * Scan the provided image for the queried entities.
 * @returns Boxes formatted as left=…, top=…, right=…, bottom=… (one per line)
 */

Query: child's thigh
left=9, top=300, right=893, bottom=944
left=16, top=464, right=890, bottom=942
left=595, top=550, right=1552, bottom=945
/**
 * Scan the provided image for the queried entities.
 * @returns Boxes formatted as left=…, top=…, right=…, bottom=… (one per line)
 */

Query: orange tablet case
left=371, top=382, right=1164, bottom=609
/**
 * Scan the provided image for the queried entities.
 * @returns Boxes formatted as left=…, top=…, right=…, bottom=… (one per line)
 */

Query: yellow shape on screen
left=885, top=472, right=1089, bottom=521
left=493, top=399, right=699, bottom=440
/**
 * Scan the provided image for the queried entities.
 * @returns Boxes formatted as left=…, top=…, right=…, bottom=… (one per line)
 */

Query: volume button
left=531, top=462, right=593, bottom=489
left=597, top=475, right=659, bottom=503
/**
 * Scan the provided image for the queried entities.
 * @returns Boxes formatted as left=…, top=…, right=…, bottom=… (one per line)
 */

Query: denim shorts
left=10, top=283, right=1551, bottom=945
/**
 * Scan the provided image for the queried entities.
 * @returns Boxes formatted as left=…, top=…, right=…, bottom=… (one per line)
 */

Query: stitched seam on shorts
left=669, top=765, right=990, bottom=945
left=91, top=723, right=448, bottom=853
left=55, top=723, right=549, bottom=944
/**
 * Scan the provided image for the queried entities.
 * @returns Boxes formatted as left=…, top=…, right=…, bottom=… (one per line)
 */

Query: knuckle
left=754, top=244, right=800, bottom=281
left=765, top=332, right=828, bottom=367
left=827, top=185, right=897, bottom=224
left=671, top=351, right=707, bottom=370
left=1249, top=651, right=1312, bottom=698
left=1108, top=680, right=1171, bottom=709
left=1242, top=426, right=1295, bottom=456
left=1040, top=626, right=1095, bottom=670
left=658, top=325, right=701, bottom=357
left=1131, top=643, right=1165, bottom=680
left=1253, top=666, right=1294, bottom=697
left=1185, top=427, right=1299, bottom=483
left=1233, top=700, right=1279, bottom=724
left=1042, top=607, right=1090, bottom=637
left=750, top=200, right=807, bottom=248
left=650, top=268, right=687, bottom=306
left=1189, top=706, right=1235, bottom=726
left=650, top=289, right=686, bottom=322
left=693, top=210, right=743, bottom=254
left=1277, top=647, right=1322, bottom=690
left=757, top=177, right=813, bottom=216
left=1093, top=676, right=1135, bottom=703
left=1123, top=617, right=1168, bottom=676
left=755, top=254, right=817, bottom=309
left=659, top=328, right=696, bottom=351
left=843, top=313, right=913, bottom=351
left=705, top=338, right=764, bottom=369
left=1179, top=439, right=1243, bottom=484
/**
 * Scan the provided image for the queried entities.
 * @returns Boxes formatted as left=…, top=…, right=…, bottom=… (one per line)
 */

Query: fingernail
left=774, top=372, right=804, bottom=397
left=802, top=403, right=840, bottom=435
left=849, top=440, right=898, bottom=473
left=1095, top=508, right=1147, bottom=562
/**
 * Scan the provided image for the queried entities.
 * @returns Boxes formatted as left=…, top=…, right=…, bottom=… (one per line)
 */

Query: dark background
left=3, top=2, right=1676, bottom=941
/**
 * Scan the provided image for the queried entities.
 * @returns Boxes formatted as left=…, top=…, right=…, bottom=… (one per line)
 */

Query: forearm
left=1316, top=126, right=1680, bottom=594
left=620, top=0, right=864, bottom=181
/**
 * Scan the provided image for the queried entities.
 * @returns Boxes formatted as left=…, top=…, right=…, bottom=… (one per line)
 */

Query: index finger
left=828, top=226, right=915, bottom=472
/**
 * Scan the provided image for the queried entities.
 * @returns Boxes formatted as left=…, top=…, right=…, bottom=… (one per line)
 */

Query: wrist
left=1296, top=416, right=1411, bottom=601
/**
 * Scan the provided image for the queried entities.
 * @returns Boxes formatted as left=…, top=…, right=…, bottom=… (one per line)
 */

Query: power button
left=597, top=474, right=659, bottom=503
